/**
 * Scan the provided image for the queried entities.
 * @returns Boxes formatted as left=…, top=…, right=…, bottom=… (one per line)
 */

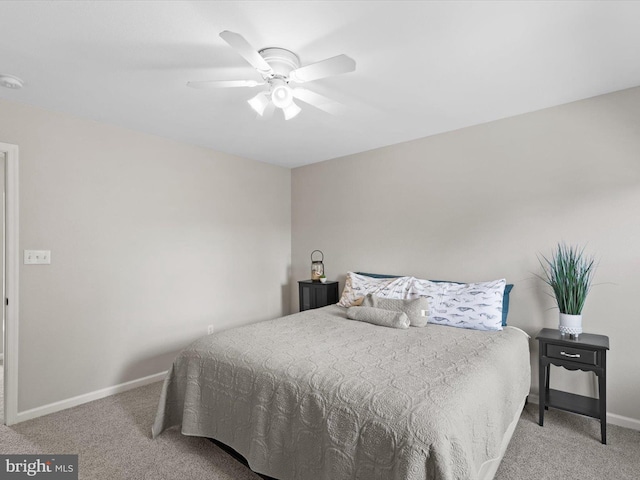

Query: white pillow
left=409, top=278, right=506, bottom=331
left=337, top=272, right=413, bottom=307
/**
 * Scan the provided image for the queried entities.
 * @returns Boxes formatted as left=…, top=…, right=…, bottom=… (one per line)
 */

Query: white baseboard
left=527, top=393, right=640, bottom=431
left=606, top=412, right=640, bottom=431
left=15, top=371, right=167, bottom=423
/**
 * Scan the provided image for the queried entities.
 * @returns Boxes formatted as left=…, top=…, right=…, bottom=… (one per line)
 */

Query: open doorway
left=0, top=151, right=4, bottom=424
left=0, top=142, right=18, bottom=426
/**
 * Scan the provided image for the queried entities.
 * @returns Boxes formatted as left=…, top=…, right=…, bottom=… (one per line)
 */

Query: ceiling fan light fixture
left=271, top=80, right=293, bottom=109
left=191, top=31, right=356, bottom=121
left=283, top=101, right=301, bottom=120
left=247, top=92, right=270, bottom=116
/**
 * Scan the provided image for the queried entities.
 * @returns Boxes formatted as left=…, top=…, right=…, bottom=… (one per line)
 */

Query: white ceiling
left=1, top=1, right=639, bottom=168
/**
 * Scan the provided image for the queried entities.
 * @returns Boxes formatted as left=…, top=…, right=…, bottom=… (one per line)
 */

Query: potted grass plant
left=538, top=243, right=596, bottom=338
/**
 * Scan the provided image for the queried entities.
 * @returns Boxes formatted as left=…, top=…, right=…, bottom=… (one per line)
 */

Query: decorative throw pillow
left=346, top=306, right=410, bottom=329
left=351, top=297, right=365, bottom=306
left=362, top=294, right=429, bottom=327
left=409, top=278, right=506, bottom=331
left=337, top=272, right=413, bottom=307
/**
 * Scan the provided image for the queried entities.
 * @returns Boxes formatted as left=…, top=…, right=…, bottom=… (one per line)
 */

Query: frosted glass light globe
left=271, top=81, right=293, bottom=108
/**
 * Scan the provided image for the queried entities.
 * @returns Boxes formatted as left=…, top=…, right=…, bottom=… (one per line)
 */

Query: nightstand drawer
left=546, top=344, right=597, bottom=365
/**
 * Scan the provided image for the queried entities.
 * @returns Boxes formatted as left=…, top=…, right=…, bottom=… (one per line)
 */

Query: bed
left=152, top=303, right=530, bottom=480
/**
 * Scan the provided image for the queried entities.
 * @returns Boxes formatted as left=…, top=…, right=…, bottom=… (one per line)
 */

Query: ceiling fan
left=187, top=31, right=356, bottom=120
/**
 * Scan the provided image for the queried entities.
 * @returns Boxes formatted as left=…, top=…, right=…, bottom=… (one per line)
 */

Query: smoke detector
left=0, top=74, right=25, bottom=90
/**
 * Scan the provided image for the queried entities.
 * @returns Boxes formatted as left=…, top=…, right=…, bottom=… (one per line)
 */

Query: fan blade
left=293, top=88, right=345, bottom=115
left=187, top=80, right=263, bottom=89
left=219, top=31, right=273, bottom=75
left=289, top=54, right=355, bottom=83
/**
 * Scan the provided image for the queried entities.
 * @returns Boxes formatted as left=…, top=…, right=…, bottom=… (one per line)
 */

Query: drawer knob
left=560, top=351, right=581, bottom=358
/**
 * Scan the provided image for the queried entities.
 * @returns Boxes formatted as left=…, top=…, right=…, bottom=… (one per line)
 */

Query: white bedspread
left=152, top=305, right=530, bottom=480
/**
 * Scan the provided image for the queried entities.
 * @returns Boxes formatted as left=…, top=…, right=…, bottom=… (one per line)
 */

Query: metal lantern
left=311, top=250, right=324, bottom=281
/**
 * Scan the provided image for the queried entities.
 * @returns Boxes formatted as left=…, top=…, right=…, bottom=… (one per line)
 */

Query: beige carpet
left=1, top=380, right=639, bottom=479
left=1, top=382, right=260, bottom=480
left=498, top=402, right=640, bottom=479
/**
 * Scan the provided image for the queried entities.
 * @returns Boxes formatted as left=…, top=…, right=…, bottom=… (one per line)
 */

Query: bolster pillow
left=362, top=294, right=429, bottom=327
left=346, top=306, right=410, bottom=329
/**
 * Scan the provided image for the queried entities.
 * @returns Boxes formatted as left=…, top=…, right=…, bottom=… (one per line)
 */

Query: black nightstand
left=298, top=280, right=339, bottom=312
left=537, top=328, right=610, bottom=444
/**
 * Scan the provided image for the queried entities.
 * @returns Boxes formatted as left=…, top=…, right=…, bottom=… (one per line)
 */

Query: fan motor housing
left=259, top=47, right=300, bottom=77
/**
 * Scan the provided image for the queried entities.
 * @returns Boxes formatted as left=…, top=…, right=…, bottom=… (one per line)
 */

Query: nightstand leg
left=539, top=360, right=546, bottom=426
left=599, top=359, right=607, bottom=444
left=544, top=364, right=550, bottom=410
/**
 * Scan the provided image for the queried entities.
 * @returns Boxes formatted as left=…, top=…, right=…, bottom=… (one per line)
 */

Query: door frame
left=1, top=142, right=19, bottom=425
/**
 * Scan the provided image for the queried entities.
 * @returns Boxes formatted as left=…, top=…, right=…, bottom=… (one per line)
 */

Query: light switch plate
left=24, top=250, right=51, bottom=265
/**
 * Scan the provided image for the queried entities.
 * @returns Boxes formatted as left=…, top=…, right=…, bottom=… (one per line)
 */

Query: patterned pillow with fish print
left=410, top=278, right=506, bottom=331
left=337, top=272, right=414, bottom=307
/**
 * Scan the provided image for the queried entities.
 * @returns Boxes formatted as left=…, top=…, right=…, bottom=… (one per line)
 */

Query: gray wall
left=0, top=98, right=291, bottom=412
left=2, top=86, right=639, bottom=423
left=292, top=87, right=640, bottom=423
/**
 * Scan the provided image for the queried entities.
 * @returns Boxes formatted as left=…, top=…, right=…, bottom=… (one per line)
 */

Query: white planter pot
left=559, top=313, right=583, bottom=337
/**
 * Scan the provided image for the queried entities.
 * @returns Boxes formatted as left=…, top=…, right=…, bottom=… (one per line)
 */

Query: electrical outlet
left=207, top=325, right=215, bottom=335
